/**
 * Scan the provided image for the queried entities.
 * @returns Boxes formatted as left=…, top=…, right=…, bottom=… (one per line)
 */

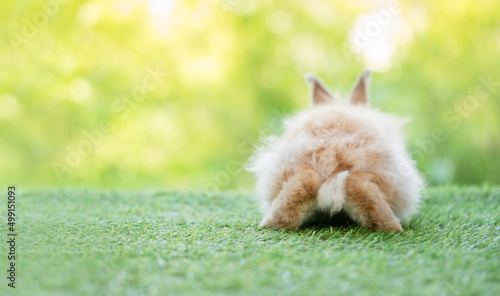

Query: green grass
left=1, top=186, right=499, bottom=296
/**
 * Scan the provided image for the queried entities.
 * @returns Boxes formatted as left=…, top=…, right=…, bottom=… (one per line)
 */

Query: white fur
left=317, top=171, right=349, bottom=215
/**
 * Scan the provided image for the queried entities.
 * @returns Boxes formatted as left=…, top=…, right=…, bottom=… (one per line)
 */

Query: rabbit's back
left=250, top=104, right=422, bottom=221
left=275, top=105, right=400, bottom=180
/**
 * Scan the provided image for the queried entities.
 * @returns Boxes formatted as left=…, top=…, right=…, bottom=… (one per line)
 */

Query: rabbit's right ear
left=304, top=73, right=335, bottom=106
left=349, top=69, right=371, bottom=106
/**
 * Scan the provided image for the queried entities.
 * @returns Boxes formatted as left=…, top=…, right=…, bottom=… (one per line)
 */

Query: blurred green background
left=1, top=0, right=499, bottom=189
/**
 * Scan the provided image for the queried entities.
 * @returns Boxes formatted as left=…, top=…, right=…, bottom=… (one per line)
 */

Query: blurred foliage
left=0, top=0, right=499, bottom=189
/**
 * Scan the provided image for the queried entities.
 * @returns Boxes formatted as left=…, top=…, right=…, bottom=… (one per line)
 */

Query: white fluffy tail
left=316, top=171, right=350, bottom=215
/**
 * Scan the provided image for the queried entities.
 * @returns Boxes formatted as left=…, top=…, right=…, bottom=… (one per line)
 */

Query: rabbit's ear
left=349, top=69, right=371, bottom=106
left=304, top=73, right=335, bottom=106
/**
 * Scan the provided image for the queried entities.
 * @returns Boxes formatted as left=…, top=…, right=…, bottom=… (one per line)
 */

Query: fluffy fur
left=247, top=70, right=424, bottom=232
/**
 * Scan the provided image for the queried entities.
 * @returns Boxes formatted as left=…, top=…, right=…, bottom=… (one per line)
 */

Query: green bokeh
left=1, top=0, right=499, bottom=189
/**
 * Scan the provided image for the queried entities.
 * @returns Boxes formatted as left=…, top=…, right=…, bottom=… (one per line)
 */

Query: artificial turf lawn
left=1, top=186, right=499, bottom=296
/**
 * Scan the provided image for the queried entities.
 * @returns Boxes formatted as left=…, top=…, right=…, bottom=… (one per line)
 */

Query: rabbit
left=246, top=69, right=424, bottom=232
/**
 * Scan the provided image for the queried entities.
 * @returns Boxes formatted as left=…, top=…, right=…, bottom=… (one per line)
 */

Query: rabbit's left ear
left=304, top=73, right=336, bottom=106
left=349, top=69, right=371, bottom=106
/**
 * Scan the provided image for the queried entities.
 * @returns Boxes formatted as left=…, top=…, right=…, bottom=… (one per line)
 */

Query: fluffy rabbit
left=247, top=69, right=424, bottom=232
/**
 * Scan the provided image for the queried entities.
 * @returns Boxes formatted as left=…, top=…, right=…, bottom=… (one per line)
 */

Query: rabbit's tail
left=316, top=171, right=350, bottom=215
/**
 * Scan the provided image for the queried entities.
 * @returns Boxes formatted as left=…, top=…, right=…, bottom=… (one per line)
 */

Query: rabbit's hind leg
left=344, top=171, right=403, bottom=232
left=259, top=169, right=321, bottom=230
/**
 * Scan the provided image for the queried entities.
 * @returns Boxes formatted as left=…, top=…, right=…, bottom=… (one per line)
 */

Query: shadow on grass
left=255, top=209, right=412, bottom=241
left=299, top=209, right=358, bottom=229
